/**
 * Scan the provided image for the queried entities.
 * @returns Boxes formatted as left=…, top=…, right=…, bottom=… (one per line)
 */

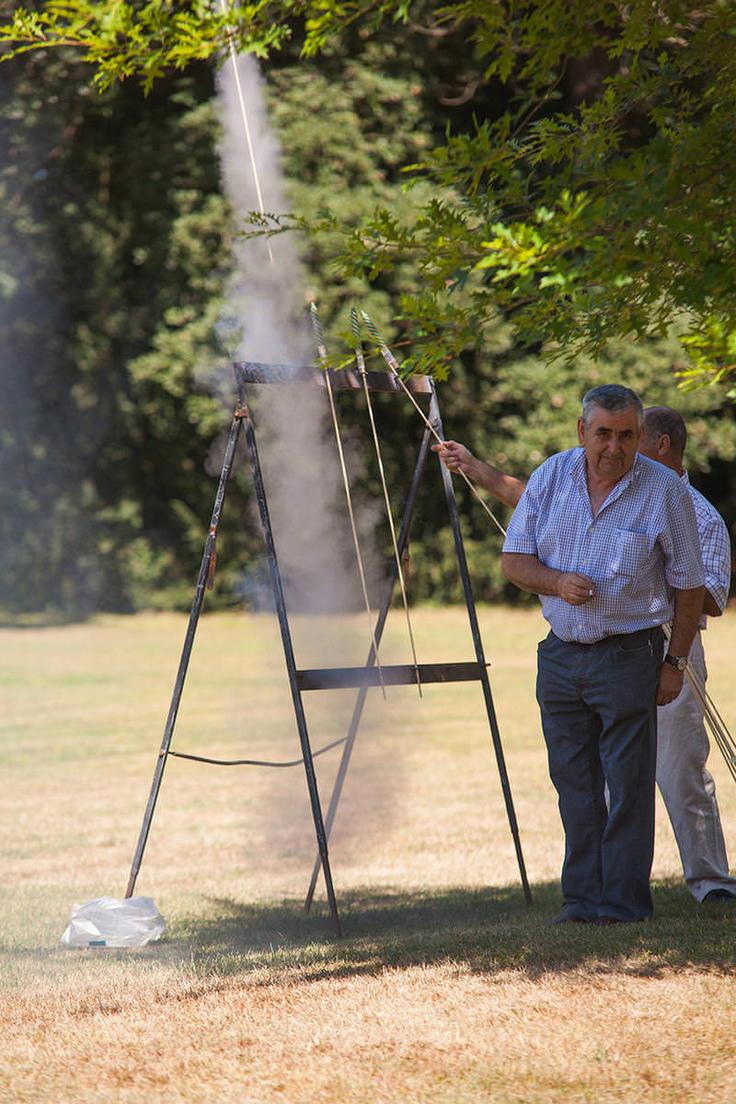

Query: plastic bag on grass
left=60, top=896, right=165, bottom=948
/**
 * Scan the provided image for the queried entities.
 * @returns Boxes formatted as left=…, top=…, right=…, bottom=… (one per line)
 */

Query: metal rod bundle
left=663, top=625, right=736, bottom=784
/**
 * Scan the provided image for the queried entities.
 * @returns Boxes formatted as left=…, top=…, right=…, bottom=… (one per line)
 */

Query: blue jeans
left=536, top=627, right=663, bottom=921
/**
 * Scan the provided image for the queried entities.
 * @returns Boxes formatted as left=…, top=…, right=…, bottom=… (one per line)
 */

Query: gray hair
left=581, top=384, right=643, bottom=428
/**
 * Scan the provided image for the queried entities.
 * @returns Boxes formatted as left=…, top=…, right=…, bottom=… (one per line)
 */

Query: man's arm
left=433, top=441, right=527, bottom=508
left=656, top=477, right=706, bottom=705
left=657, top=585, right=704, bottom=705
left=501, top=552, right=596, bottom=605
left=698, top=510, right=730, bottom=618
left=703, top=590, right=723, bottom=618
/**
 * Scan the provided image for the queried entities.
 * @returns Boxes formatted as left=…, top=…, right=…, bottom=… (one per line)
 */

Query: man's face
left=577, top=404, right=642, bottom=481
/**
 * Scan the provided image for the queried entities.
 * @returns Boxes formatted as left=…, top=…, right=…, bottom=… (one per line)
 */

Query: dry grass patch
left=5, top=963, right=736, bottom=1103
left=2, top=607, right=736, bottom=1102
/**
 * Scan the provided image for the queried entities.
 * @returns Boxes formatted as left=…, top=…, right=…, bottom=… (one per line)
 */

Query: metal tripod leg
left=429, top=387, right=532, bottom=905
left=240, top=388, right=343, bottom=937
left=125, top=413, right=244, bottom=899
left=304, top=419, right=434, bottom=911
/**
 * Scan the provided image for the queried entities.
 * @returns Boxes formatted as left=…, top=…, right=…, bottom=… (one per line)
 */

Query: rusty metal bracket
left=206, top=548, right=217, bottom=590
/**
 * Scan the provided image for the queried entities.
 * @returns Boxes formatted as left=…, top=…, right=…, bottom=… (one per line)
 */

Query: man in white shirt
left=502, top=385, right=704, bottom=924
left=435, top=401, right=734, bottom=906
left=637, top=407, right=735, bottom=903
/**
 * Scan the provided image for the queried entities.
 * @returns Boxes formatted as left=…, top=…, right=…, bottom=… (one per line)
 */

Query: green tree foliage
left=0, top=21, right=458, bottom=616
left=0, top=4, right=733, bottom=615
left=258, top=19, right=735, bottom=602
left=286, top=1, right=736, bottom=392
left=266, top=38, right=435, bottom=344
left=0, top=0, right=291, bottom=89
left=0, top=51, right=252, bottom=614
left=3, top=1, right=736, bottom=387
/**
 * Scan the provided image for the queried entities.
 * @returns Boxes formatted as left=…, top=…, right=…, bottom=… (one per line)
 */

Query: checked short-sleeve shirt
left=503, top=447, right=704, bottom=643
left=682, top=473, right=731, bottom=620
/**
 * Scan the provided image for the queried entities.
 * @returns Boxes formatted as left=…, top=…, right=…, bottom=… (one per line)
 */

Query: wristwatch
left=663, top=653, right=688, bottom=672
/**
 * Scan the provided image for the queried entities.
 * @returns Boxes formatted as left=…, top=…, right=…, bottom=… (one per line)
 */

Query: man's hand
left=434, top=441, right=527, bottom=507
left=432, top=440, right=475, bottom=476
left=502, top=554, right=597, bottom=603
left=657, top=662, right=685, bottom=706
left=556, top=573, right=597, bottom=606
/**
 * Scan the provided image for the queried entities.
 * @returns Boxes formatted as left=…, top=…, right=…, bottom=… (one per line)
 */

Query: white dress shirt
left=503, top=447, right=705, bottom=643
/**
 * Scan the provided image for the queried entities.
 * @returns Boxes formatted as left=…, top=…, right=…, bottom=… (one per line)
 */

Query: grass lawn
left=1, top=605, right=736, bottom=1102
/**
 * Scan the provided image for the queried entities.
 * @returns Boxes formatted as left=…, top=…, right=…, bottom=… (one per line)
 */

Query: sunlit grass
left=1, top=607, right=736, bottom=1102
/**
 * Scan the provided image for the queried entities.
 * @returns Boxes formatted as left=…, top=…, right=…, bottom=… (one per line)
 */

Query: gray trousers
left=657, top=631, right=736, bottom=901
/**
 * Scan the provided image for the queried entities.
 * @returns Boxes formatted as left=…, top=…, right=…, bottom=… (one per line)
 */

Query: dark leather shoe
left=546, top=911, right=588, bottom=926
left=595, top=915, right=648, bottom=925
left=702, top=889, right=736, bottom=904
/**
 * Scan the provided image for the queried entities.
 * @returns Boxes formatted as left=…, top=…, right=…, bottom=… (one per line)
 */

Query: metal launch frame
left=124, top=361, right=532, bottom=936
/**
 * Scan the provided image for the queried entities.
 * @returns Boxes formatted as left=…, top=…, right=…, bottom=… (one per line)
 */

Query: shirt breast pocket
left=611, top=530, right=652, bottom=578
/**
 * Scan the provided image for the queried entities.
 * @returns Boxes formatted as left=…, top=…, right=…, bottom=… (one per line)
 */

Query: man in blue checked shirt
left=438, top=384, right=705, bottom=924
left=436, top=402, right=735, bottom=909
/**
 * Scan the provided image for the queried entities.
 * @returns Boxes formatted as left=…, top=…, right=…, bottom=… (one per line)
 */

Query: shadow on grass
left=163, top=877, right=736, bottom=984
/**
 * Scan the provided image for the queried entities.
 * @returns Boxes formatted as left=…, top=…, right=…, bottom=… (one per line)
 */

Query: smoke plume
left=215, top=54, right=375, bottom=640
left=213, top=54, right=408, bottom=874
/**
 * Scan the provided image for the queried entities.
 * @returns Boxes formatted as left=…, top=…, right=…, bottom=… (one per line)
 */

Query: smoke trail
left=215, top=54, right=366, bottom=633
left=216, top=54, right=304, bottom=367
left=212, top=56, right=411, bottom=877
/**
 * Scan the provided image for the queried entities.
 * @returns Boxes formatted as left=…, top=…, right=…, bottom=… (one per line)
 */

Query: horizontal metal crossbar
left=233, top=361, right=433, bottom=395
left=296, top=661, right=486, bottom=691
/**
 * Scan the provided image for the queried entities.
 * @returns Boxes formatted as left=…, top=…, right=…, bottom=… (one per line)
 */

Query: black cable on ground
left=167, top=734, right=348, bottom=769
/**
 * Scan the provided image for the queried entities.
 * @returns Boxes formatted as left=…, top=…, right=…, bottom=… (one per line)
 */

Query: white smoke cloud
left=212, top=54, right=409, bottom=874
left=215, top=54, right=376, bottom=644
